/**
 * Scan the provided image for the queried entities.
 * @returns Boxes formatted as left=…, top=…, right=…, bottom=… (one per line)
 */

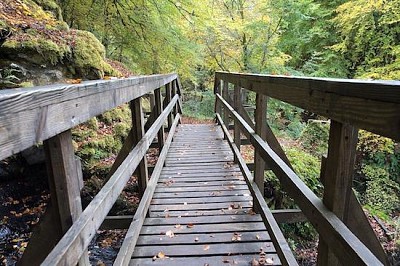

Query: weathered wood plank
left=151, top=208, right=251, bottom=217
left=155, top=185, right=249, bottom=193
left=0, top=74, right=177, bottom=161
left=157, top=180, right=246, bottom=188
left=151, top=195, right=252, bottom=204
left=132, top=242, right=276, bottom=257
left=149, top=201, right=252, bottom=211
left=130, top=254, right=281, bottom=266
left=144, top=214, right=261, bottom=226
left=152, top=190, right=250, bottom=199
left=136, top=231, right=270, bottom=246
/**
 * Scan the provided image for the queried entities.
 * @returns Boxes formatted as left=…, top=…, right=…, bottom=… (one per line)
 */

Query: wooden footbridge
left=0, top=72, right=399, bottom=265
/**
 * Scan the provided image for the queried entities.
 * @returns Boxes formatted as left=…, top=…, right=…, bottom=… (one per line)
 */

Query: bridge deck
left=130, top=124, right=281, bottom=265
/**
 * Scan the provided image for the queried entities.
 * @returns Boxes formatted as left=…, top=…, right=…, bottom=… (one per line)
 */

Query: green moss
left=2, top=37, right=70, bottom=65
left=32, top=0, right=63, bottom=19
left=71, top=30, right=120, bottom=78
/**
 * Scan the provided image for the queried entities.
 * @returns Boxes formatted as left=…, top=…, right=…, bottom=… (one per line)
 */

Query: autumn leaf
left=203, top=245, right=210, bottom=251
left=165, top=230, right=174, bottom=238
left=174, top=224, right=182, bottom=229
left=187, top=223, right=194, bottom=228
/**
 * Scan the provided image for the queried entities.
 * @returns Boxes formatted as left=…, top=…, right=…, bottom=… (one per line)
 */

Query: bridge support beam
left=19, top=130, right=89, bottom=265
left=233, top=84, right=241, bottom=163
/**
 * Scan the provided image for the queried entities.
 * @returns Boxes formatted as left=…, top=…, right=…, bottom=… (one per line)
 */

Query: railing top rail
left=0, top=73, right=178, bottom=161
left=215, top=71, right=400, bottom=104
left=215, top=71, right=400, bottom=141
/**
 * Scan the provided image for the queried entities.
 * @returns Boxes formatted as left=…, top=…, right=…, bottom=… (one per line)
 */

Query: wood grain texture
left=0, top=74, right=177, bottom=161
left=215, top=72, right=400, bottom=141
left=130, top=124, right=283, bottom=265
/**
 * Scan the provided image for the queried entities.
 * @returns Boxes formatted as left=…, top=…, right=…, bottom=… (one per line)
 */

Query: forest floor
left=0, top=116, right=399, bottom=265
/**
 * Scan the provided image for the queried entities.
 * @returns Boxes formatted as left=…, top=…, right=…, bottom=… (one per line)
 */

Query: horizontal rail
left=0, top=74, right=177, bottom=161
left=114, top=114, right=181, bottom=266
left=41, top=95, right=179, bottom=266
left=216, top=113, right=298, bottom=266
left=216, top=93, right=383, bottom=265
left=215, top=72, right=400, bottom=141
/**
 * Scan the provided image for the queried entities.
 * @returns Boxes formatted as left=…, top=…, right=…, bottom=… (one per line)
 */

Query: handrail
left=0, top=74, right=183, bottom=264
left=215, top=71, right=400, bottom=141
left=213, top=72, right=396, bottom=265
left=0, top=74, right=177, bottom=161
left=41, top=95, right=181, bottom=265
left=215, top=93, right=382, bottom=265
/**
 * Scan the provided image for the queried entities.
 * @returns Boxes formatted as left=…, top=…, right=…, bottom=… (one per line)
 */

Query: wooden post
left=171, top=80, right=178, bottom=116
left=317, top=120, right=358, bottom=266
left=19, top=130, right=90, bottom=265
left=130, top=98, right=149, bottom=195
left=154, top=88, right=165, bottom=150
left=222, top=81, right=230, bottom=139
left=165, top=83, right=173, bottom=130
left=233, top=85, right=241, bottom=162
left=254, top=93, right=267, bottom=196
left=214, top=79, right=222, bottom=116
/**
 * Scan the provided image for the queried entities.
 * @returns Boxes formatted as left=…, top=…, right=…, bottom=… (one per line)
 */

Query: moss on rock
left=70, top=30, right=119, bottom=78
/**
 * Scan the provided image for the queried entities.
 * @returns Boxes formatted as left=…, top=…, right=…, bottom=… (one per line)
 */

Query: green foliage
left=267, top=98, right=305, bottom=139
left=333, top=0, right=400, bottom=79
left=182, top=90, right=215, bottom=119
left=286, top=148, right=323, bottom=196
left=299, top=121, right=329, bottom=157
left=362, top=165, right=400, bottom=215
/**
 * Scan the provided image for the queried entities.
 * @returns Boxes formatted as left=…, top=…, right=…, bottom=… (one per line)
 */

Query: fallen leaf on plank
left=203, top=245, right=210, bottom=251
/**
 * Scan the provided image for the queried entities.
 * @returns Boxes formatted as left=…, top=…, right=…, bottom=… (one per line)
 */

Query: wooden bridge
left=0, top=72, right=399, bottom=265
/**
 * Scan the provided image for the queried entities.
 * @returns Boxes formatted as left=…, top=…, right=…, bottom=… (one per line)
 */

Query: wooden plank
left=155, top=185, right=249, bottom=193
left=0, top=74, right=177, bottom=161
left=151, top=209, right=252, bottom=218
left=151, top=195, right=252, bottom=205
left=136, top=231, right=270, bottom=246
left=271, top=209, right=307, bottom=224
left=157, top=180, right=247, bottom=188
left=114, top=114, right=181, bottom=266
left=149, top=201, right=252, bottom=211
left=132, top=242, right=276, bottom=257
left=216, top=95, right=383, bottom=265
left=131, top=254, right=281, bottom=266
left=152, top=190, right=250, bottom=199
left=216, top=113, right=298, bottom=266
left=144, top=214, right=261, bottom=226
left=131, top=98, right=149, bottom=195
left=42, top=96, right=179, bottom=266
left=254, top=93, right=267, bottom=196
left=215, top=72, right=400, bottom=141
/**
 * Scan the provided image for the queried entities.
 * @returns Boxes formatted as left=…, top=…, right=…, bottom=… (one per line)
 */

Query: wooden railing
left=214, top=71, right=400, bottom=265
left=0, top=74, right=182, bottom=265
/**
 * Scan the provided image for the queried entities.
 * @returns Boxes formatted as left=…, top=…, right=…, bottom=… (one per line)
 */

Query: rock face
left=0, top=0, right=120, bottom=89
